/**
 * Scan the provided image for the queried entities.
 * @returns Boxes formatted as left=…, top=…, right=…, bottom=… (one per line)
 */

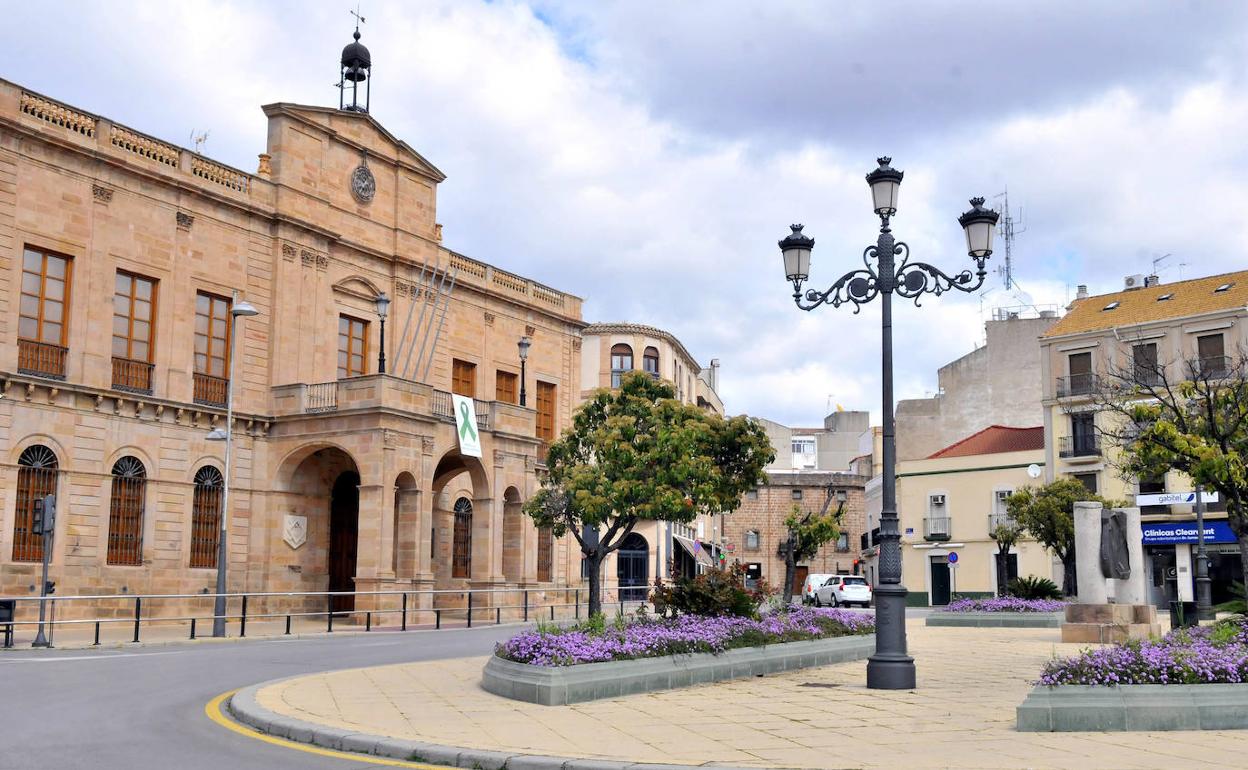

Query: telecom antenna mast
left=993, top=189, right=1025, bottom=290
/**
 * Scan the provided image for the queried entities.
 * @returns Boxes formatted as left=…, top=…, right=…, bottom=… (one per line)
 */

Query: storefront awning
left=674, top=535, right=715, bottom=567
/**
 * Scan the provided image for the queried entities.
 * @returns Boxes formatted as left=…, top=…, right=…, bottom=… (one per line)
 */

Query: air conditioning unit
left=1124, top=274, right=1146, bottom=290
left=931, top=494, right=946, bottom=506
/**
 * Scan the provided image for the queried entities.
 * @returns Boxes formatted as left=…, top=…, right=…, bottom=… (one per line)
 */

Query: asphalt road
left=0, top=624, right=524, bottom=770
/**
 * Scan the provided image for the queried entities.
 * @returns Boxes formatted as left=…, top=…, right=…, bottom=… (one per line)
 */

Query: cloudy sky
left=5, top=1, right=1247, bottom=426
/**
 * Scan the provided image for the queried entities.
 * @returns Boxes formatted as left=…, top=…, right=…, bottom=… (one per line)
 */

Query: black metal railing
left=988, top=512, right=1017, bottom=533
left=1056, top=373, right=1098, bottom=397
left=0, top=586, right=658, bottom=648
left=923, top=516, right=950, bottom=541
left=305, top=381, right=339, bottom=412
left=112, top=356, right=154, bottom=394
left=193, top=372, right=228, bottom=407
left=1059, top=434, right=1101, bottom=458
left=431, top=389, right=491, bottom=429
left=17, top=338, right=68, bottom=379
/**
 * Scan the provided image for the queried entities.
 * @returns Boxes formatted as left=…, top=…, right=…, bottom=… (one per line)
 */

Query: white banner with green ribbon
left=452, top=393, right=482, bottom=457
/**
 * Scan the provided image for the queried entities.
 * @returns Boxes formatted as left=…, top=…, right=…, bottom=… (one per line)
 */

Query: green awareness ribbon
left=458, top=400, right=479, bottom=442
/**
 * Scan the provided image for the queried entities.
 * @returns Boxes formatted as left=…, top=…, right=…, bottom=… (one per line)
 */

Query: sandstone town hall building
left=0, top=34, right=589, bottom=619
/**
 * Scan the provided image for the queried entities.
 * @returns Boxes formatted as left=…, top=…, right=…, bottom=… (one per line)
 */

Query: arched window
left=190, top=466, right=223, bottom=568
left=452, top=497, right=473, bottom=579
left=610, top=344, right=633, bottom=388
left=537, top=526, right=554, bottom=582
left=107, top=456, right=147, bottom=565
left=13, top=445, right=58, bottom=562
left=643, top=346, right=660, bottom=379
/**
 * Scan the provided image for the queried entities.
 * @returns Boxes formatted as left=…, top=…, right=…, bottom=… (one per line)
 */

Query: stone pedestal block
left=1061, top=603, right=1162, bottom=644
left=1073, top=501, right=1107, bottom=603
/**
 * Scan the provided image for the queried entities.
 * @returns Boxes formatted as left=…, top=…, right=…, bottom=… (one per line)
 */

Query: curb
left=227, top=677, right=798, bottom=770
left=925, top=612, right=1064, bottom=629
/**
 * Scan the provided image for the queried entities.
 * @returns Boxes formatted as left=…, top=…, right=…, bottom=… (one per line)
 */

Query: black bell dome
left=341, top=29, right=371, bottom=69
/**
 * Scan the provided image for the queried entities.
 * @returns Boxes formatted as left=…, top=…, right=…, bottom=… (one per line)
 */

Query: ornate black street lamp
left=375, top=292, right=390, bottom=374
left=778, top=157, right=998, bottom=690
left=518, top=335, right=531, bottom=406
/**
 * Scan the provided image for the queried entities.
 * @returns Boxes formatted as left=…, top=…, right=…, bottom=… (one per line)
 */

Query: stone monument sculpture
left=1061, top=502, right=1160, bottom=643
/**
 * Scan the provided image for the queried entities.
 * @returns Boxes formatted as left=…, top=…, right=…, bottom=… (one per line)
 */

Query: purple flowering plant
left=496, top=607, right=874, bottom=667
left=945, top=597, right=1067, bottom=613
left=1039, top=615, right=1248, bottom=686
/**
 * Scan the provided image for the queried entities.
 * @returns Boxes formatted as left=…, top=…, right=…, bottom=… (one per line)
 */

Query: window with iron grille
left=12, top=445, right=58, bottom=562
left=108, top=456, right=147, bottom=566
left=190, top=466, right=223, bottom=568
left=19, top=247, right=72, bottom=378
left=452, top=497, right=473, bottom=578
left=113, top=271, right=157, bottom=392
left=194, top=292, right=230, bottom=406
left=537, top=526, right=554, bottom=582
left=337, top=315, right=369, bottom=378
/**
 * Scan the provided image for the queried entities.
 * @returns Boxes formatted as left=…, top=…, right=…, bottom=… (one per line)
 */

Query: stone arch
left=431, top=450, right=491, bottom=585
left=104, top=444, right=157, bottom=476
left=617, top=531, right=650, bottom=601
left=275, top=441, right=361, bottom=491
left=9, top=433, right=69, bottom=465
left=502, top=485, right=524, bottom=583
left=280, top=445, right=362, bottom=610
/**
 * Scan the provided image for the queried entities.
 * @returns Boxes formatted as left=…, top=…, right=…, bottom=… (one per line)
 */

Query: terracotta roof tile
left=1043, top=270, right=1248, bottom=338
left=927, top=425, right=1044, bottom=459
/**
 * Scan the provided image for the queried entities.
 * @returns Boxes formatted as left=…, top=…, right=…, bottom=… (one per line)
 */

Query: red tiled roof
left=927, top=425, right=1044, bottom=459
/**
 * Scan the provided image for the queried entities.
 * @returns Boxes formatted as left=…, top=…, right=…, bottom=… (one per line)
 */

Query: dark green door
left=930, top=556, right=951, bottom=606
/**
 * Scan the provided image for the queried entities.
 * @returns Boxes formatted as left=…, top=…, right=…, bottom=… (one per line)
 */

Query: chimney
left=1145, top=274, right=1161, bottom=288
left=709, top=358, right=720, bottom=391
left=1075, top=285, right=1089, bottom=300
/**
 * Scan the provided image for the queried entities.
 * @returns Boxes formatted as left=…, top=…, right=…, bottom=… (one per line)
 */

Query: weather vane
left=350, top=3, right=365, bottom=30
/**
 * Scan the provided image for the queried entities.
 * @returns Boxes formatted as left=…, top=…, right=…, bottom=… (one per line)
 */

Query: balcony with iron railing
left=1055, top=372, right=1098, bottom=398
left=1058, top=434, right=1101, bottom=459
left=17, top=339, right=68, bottom=380
left=988, top=512, right=1019, bottom=534
left=923, top=516, right=951, bottom=541
left=111, top=356, right=153, bottom=394
left=193, top=372, right=229, bottom=407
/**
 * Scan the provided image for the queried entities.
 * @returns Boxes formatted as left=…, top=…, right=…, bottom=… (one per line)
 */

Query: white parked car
left=801, top=573, right=834, bottom=605
left=815, top=575, right=872, bottom=608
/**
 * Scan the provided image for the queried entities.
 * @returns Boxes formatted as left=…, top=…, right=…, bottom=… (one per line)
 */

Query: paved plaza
left=250, top=620, right=1248, bottom=769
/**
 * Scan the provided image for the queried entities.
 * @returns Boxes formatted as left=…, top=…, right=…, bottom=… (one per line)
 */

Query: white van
left=801, top=573, right=834, bottom=605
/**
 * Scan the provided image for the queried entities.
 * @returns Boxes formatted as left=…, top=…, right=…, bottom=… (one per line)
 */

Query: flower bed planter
left=482, top=633, right=876, bottom=705
left=926, top=611, right=1064, bottom=628
left=1017, top=683, right=1248, bottom=731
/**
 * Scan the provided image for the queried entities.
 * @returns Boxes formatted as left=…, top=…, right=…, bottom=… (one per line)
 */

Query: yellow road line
left=204, top=689, right=443, bottom=768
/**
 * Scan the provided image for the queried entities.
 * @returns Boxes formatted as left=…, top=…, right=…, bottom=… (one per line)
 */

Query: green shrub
left=1007, top=575, right=1062, bottom=600
left=660, top=563, right=761, bottom=618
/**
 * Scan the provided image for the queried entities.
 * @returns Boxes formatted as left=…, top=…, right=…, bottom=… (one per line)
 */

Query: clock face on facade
left=350, top=164, right=376, bottom=203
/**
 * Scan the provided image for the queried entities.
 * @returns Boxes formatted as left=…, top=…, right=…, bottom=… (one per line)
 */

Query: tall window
left=338, top=315, right=369, bottom=378
left=1132, top=342, right=1159, bottom=385
left=1069, top=412, right=1097, bottom=455
left=113, top=272, right=157, bottom=393
left=643, top=347, right=660, bottom=379
left=536, top=381, right=557, bottom=445
left=495, top=370, right=518, bottom=404
left=18, top=246, right=72, bottom=378
left=1065, top=350, right=1092, bottom=395
left=107, top=456, right=147, bottom=566
left=1197, top=333, right=1227, bottom=377
left=194, top=292, right=231, bottom=406
left=452, top=359, right=476, bottom=397
left=190, top=466, right=223, bottom=568
left=537, top=526, right=554, bottom=582
left=745, top=530, right=761, bottom=551
left=12, top=445, right=58, bottom=562
left=610, top=344, right=633, bottom=387
left=452, top=497, right=473, bottom=578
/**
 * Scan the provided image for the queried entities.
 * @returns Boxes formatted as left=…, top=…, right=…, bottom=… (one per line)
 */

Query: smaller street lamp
left=375, top=292, right=390, bottom=374
left=518, top=335, right=531, bottom=406
left=206, top=294, right=259, bottom=638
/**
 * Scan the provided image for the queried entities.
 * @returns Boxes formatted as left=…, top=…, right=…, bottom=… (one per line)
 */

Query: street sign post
left=1136, top=491, right=1219, bottom=506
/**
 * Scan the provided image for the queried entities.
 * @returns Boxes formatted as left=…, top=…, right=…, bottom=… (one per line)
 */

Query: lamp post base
left=866, top=584, right=915, bottom=690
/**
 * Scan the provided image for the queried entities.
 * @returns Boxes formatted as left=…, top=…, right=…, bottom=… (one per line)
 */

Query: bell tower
left=339, top=15, right=372, bottom=113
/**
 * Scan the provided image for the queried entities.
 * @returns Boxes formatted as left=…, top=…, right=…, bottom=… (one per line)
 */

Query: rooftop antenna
left=1152, top=253, right=1172, bottom=276
left=993, top=188, right=1025, bottom=291
left=190, top=130, right=209, bottom=154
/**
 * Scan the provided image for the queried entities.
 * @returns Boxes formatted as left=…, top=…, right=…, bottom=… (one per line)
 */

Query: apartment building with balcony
left=0, top=61, right=585, bottom=617
left=893, top=425, right=1051, bottom=606
left=1040, top=270, right=1248, bottom=605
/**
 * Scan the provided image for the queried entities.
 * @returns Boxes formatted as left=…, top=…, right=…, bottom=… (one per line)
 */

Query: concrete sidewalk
left=234, top=620, right=1248, bottom=769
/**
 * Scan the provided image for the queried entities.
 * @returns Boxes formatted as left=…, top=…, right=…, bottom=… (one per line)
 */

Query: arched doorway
left=330, top=471, right=360, bottom=612
left=617, top=532, right=649, bottom=601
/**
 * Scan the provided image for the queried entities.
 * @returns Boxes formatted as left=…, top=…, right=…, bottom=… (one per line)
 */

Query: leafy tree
left=1006, top=478, right=1119, bottom=597
left=1092, top=352, right=1248, bottom=601
left=525, top=372, right=773, bottom=616
left=780, top=496, right=844, bottom=605
left=989, top=518, right=1022, bottom=597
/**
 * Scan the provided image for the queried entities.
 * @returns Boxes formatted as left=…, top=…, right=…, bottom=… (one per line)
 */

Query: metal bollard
left=401, top=593, right=408, bottom=632
left=524, top=590, right=529, bottom=622
left=133, top=597, right=142, bottom=643
left=550, top=604, right=555, bottom=620
left=285, top=615, right=292, bottom=635
left=93, top=621, right=100, bottom=646
left=240, top=595, right=248, bottom=638
left=575, top=589, right=580, bottom=619
left=435, top=609, right=441, bottom=630
left=327, top=593, right=333, bottom=633
left=190, top=618, right=197, bottom=640
left=366, top=611, right=372, bottom=632
left=496, top=607, right=501, bottom=625
left=467, top=592, right=473, bottom=628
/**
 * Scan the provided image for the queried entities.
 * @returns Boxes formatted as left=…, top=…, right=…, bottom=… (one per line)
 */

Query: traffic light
left=45, top=580, right=56, bottom=595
